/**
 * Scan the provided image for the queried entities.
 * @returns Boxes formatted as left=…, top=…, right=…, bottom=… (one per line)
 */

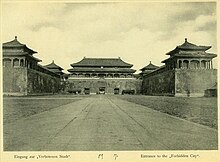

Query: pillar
left=180, top=60, right=183, bottom=69
left=176, top=60, right=179, bottom=69
left=188, top=60, right=191, bottom=69
left=199, top=60, right=201, bottom=69
left=11, top=58, right=14, bottom=67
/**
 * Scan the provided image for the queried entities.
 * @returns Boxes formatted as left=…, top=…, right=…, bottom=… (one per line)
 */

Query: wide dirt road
left=4, top=95, right=217, bottom=151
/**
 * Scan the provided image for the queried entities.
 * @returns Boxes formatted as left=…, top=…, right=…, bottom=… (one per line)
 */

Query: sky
left=1, top=2, right=217, bottom=73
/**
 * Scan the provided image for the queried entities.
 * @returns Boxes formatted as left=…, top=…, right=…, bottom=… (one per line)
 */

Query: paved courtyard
left=3, top=95, right=218, bottom=151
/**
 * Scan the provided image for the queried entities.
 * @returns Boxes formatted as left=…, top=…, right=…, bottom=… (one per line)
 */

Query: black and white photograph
left=1, top=0, right=219, bottom=161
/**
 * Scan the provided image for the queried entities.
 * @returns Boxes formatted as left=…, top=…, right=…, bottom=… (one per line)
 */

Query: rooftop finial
left=185, top=38, right=187, bottom=42
left=150, top=61, right=151, bottom=64
left=15, top=36, right=17, bottom=40
left=52, top=60, right=54, bottom=63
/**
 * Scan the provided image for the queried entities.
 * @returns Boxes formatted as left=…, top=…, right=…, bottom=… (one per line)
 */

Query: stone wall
left=27, top=69, right=60, bottom=94
left=3, top=67, right=28, bottom=95
left=3, top=67, right=61, bottom=96
left=142, top=69, right=217, bottom=97
left=66, top=78, right=142, bottom=94
left=175, top=69, right=217, bottom=97
left=142, top=70, right=175, bottom=96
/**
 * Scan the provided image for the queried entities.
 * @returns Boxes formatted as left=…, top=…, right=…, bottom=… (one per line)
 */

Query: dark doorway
left=84, top=88, right=90, bottom=95
left=99, top=87, right=105, bottom=94
left=114, top=88, right=119, bottom=94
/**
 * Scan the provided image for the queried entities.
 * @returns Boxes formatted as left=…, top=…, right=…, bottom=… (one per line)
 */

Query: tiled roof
left=37, top=64, right=60, bottom=77
left=27, top=54, right=42, bottom=62
left=48, top=68, right=64, bottom=73
left=143, top=65, right=166, bottom=77
left=44, top=61, right=64, bottom=70
left=162, top=52, right=217, bottom=63
left=3, top=36, right=37, bottom=54
left=166, top=38, right=211, bottom=56
left=71, top=57, right=133, bottom=68
left=68, top=67, right=136, bottom=73
left=140, top=61, right=159, bottom=71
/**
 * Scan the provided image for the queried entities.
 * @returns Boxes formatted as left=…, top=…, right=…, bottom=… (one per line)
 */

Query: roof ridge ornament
left=185, top=38, right=187, bottom=42
left=15, top=36, right=17, bottom=40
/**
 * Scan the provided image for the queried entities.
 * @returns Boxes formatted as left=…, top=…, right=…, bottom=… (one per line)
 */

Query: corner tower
left=162, top=38, right=216, bottom=70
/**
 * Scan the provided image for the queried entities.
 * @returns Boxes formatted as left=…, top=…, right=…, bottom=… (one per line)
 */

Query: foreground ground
left=3, top=95, right=218, bottom=151
left=118, top=95, right=218, bottom=129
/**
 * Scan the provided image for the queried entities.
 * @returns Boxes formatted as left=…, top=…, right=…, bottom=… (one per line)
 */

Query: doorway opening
left=84, top=88, right=90, bottom=95
left=114, top=88, right=119, bottom=94
left=99, top=87, right=105, bottom=94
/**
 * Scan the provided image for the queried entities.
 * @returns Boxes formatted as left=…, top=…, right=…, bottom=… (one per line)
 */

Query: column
left=28, top=62, right=30, bottom=69
left=199, top=60, right=202, bottom=69
left=196, top=60, right=199, bottom=69
left=180, top=60, right=183, bottom=69
left=11, top=58, right=14, bottom=67
left=211, top=60, right=213, bottom=69
left=176, top=60, right=179, bottom=69
left=19, top=59, right=21, bottom=67
left=188, top=60, right=191, bottom=69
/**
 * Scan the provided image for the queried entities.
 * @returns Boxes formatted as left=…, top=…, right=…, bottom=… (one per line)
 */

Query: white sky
left=1, top=2, right=217, bottom=73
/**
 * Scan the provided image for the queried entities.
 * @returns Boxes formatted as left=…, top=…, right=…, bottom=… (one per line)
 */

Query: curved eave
left=44, top=65, right=64, bottom=70
left=162, top=53, right=217, bottom=63
left=166, top=47, right=178, bottom=55
left=178, top=45, right=211, bottom=51
left=24, top=45, right=37, bottom=54
left=37, top=65, right=60, bottom=77
left=70, top=57, right=133, bottom=68
left=140, top=66, right=159, bottom=71
left=70, top=63, right=133, bottom=68
left=3, top=44, right=37, bottom=54
left=166, top=46, right=212, bottom=56
left=27, top=54, right=42, bottom=62
left=68, top=68, right=136, bottom=73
